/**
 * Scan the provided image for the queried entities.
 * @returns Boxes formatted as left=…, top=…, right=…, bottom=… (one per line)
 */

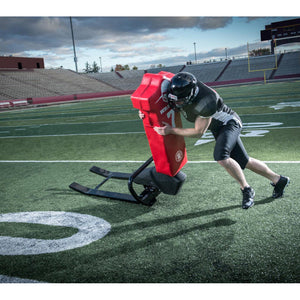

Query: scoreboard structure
left=260, top=18, right=300, bottom=53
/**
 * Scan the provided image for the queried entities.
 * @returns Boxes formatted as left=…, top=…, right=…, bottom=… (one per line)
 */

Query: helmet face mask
left=167, top=72, right=198, bottom=111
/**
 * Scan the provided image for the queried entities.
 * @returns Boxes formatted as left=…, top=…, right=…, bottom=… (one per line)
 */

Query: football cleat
left=241, top=186, right=255, bottom=209
left=271, top=175, right=290, bottom=198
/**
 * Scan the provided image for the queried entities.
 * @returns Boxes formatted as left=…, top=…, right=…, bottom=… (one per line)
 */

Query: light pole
left=193, top=42, right=197, bottom=64
left=99, top=57, right=102, bottom=72
left=69, top=17, right=78, bottom=73
left=225, top=48, right=228, bottom=60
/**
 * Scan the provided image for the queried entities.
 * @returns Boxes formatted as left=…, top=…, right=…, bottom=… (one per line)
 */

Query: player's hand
left=138, top=110, right=145, bottom=119
left=153, top=122, right=172, bottom=136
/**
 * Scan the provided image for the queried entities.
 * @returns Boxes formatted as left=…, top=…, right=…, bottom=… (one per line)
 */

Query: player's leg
left=213, top=121, right=254, bottom=209
left=245, top=157, right=280, bottom=184
left=214, top=121, right=249, bottom=188
left=245, top=158, right=290, bottom=198
left=217, top=157, right=248, bottom=189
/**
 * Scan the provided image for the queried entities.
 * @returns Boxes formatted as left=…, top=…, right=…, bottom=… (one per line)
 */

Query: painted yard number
left=195, top=122, right=282, bottom=146
left=0, top=211, right=111, bottom=256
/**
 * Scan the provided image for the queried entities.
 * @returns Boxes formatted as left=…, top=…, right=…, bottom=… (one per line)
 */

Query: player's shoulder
left=197, top=81, right=217, bottom=95
left=191, top=82, right=218, bottom=117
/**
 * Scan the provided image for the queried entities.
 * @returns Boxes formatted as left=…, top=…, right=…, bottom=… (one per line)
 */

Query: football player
left=141, top=72, right=290, bottom=209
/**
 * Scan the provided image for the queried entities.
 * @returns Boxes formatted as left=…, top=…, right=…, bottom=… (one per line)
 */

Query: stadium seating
left=272, top=51, right=300, bottom=77
left=184, top=61, right=228, bottom=82
left=0, top=50, right=299, bottom=104
left=146, top=65, right=185, bottom=74
left=88, top=70, right=145, bottom=90
left=0, top=69, right=117, bottom=101
left=217, top=55, right=275, bottom=81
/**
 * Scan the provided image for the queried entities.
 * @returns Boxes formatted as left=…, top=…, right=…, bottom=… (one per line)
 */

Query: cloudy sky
left=1, top=2, right=299, bottom=72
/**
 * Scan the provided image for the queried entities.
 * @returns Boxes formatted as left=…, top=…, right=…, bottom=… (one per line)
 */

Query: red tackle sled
left=69, top=72, right=187, bottom=206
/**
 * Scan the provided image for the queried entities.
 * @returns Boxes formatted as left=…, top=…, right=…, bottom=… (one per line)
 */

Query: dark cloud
left=196, top=17, right=233, bottom=30
left=1, top=16, right=278, bottom=70
left=0, top=17, right=70, bottom=53
left=73, top=17, right=233, bottom=35
left=0, top=16, right=234, bottom=55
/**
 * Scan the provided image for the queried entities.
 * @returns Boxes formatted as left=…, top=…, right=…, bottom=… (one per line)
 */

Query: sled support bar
left=69, top=157, right=158, bottom=206
left=89, top=166, right=131, bottom=180
left=69, top=182, right=139, bottom=203
left=128, top=156, right=153, bottom=201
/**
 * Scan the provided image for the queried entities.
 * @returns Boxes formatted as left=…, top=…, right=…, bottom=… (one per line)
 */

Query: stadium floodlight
left=99, top=57, right=102, bottom=72
left=193, top=42, right=197, bottom=64
left=69, top=17, right=78, bottom=73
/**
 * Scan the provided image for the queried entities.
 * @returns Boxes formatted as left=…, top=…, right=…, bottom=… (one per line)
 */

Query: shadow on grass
left=110, top=196, right=275, bottom=235
left=49, top=186, right=276, bottom=225
left=255, top=196, right=276, bottom=206
left=84, top=218, right=236, bottom=262
left=73, top=196, right=276, bottom=267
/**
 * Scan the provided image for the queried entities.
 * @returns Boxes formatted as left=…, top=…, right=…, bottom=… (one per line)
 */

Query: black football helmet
left=167, top=72, right=199, bottom=111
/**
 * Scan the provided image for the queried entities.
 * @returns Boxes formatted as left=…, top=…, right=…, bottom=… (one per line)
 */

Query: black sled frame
left=69, top=157, right=159, bottom=206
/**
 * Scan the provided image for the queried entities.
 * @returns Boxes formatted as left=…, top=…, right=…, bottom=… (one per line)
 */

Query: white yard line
left=0, top=126, right=299, bottom=139
left=0, top=160, right=299, bottom=163
left=0, top=119, right=139, bottom=128
left=0, top=131, right=145, bottom=138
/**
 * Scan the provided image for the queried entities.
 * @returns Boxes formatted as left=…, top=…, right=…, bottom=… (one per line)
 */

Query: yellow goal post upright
left=247, top=40, right=278, bottom=84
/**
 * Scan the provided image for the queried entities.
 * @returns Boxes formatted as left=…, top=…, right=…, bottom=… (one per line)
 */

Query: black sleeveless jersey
left=181, top=81, right=242, bottom=133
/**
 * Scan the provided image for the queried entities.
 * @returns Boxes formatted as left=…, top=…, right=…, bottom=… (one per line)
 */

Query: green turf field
left=0, top=80, right=299, bottom=283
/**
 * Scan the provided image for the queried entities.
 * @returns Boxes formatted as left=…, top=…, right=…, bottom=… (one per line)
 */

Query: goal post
left=247, top=40, right=278, bottom=83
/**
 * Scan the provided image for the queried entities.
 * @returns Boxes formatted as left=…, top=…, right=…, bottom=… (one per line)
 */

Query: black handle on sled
left=128, top=156, right=158, bottom=206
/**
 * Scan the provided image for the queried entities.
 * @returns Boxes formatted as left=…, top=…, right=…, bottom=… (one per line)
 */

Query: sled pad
left=131, top=71, right=187, bottom=176
left=134, top=167, right=186, bottom=195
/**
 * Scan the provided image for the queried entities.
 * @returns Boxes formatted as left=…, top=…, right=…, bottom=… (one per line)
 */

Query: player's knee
left=217, top=158, right=230, bottom=167
left=214, top=149, right=230, bottom=162
left=244, top=157, right=253, bottom=169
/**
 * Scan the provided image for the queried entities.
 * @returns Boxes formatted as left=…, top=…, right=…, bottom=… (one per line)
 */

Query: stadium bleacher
left=88, top=70, right=145, bottom=91
left=184, top=61, right=228, bottom=82
left=216, top=55, right=276, bottom=82
left=0, top=69, right=118, bottom=101
left=146, top=65, right=185, bottom=74
left=0, top=50, right=299, bottom=105
left=272, top=51, right=300, bottom=77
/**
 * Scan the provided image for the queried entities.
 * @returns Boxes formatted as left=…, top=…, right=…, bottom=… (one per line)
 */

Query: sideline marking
left=0, top=211, right=111, bottom=255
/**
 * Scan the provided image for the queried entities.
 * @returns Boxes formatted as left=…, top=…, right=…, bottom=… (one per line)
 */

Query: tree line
left=83, top=62, right=139, bottom=73
left=83, top=62, right=166, bottom=73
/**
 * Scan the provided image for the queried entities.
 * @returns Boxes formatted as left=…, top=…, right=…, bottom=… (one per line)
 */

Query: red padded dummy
left=131, top=71, right=187, bottom=176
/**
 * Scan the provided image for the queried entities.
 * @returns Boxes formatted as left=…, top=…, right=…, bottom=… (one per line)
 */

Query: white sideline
left=0, top=160, right=299, bottom=163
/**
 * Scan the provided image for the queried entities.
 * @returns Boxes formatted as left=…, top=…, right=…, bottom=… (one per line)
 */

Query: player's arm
left=154, top=116, right=211, bottom=138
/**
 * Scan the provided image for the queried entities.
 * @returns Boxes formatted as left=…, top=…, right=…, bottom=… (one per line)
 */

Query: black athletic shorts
left=212, top=120, right=249, bottom=169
